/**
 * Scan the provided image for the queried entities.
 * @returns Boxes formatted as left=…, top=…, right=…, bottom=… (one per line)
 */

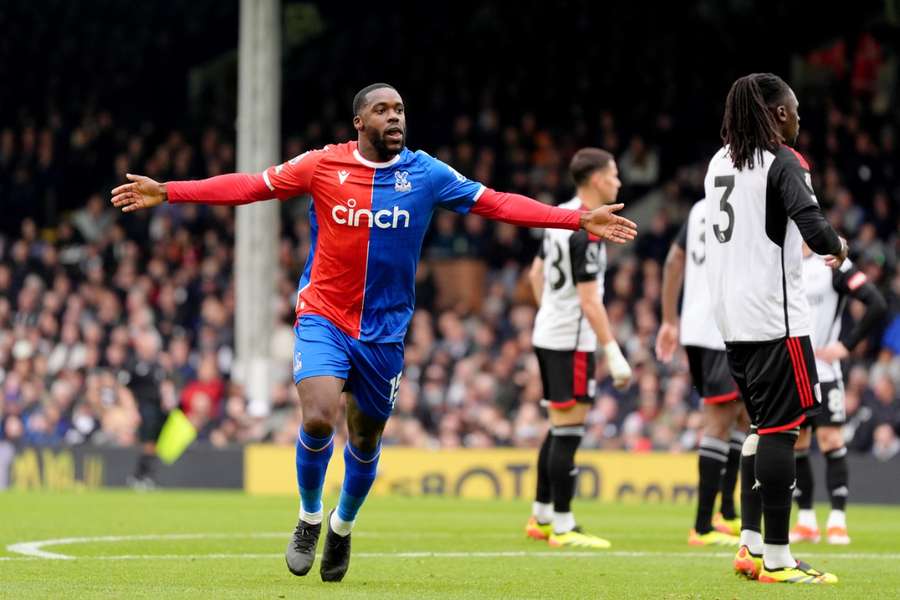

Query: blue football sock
left=336, top=442, right=381, bottom=524
left=295, top=428, right=334, bottom=521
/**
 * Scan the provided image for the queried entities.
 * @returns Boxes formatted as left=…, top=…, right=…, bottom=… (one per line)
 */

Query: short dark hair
left=353, top=83, right=396, bottom=116
left=569, top=148, right=614, bottom=187
left=721, top=73, right=791, bottom=170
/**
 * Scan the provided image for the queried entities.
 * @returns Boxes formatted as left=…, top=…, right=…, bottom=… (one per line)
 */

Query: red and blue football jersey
left=263, top=141, right=485, bottom=342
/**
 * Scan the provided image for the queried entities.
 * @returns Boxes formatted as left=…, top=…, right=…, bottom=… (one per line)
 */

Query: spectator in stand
left=71, top=194, right=116, bottom=243
left=181, top=353, right=224, bottom=421
left=618, top=135, right=660, bottom=201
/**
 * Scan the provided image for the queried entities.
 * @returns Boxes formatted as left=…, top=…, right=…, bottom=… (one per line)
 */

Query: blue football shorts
left=292, top=314, right=403, bottom=422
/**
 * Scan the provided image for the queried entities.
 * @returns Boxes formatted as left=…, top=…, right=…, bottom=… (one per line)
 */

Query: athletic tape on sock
left=700, top=435, right=731, bottom=454
left=826, top=446, right=848, bottom=459
left=741, top=433, right=759, bottom=457
left=697, top=449, right=729, bottom=462
left=730, top=429, right=747, bottom=444
left=551, top=425, right=586, bottom=437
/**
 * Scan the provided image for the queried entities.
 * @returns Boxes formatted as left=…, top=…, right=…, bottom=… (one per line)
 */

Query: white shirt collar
left=352, top=148, right=402, bottom=169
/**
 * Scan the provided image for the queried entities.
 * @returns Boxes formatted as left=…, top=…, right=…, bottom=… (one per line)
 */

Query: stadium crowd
left=1, top=32, right=899, bottom=460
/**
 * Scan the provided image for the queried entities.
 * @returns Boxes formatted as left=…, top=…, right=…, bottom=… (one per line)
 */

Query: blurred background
left=0, top=1, right=898, bottom=493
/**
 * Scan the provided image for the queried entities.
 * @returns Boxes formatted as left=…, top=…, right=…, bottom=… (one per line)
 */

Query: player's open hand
left=825, top=237, right=849, bottom=269
left=111, top=174, right=166, bottom=212
left=655, top=321, right=679, bottom=363
left=580, top=204, right=637, bottom=243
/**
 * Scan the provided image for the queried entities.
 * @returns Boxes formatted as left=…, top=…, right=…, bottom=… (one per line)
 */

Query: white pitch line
left=6, top=532, right=900, bottom=561
left=3, top=530, right=524, bottom=560
left=4, top=532, right=900, bottom=564
left=2, top=551, right=900, bottom=562
left=6, top=533, right=287, bottom=560
left=1, top=552, right=686, bottom=562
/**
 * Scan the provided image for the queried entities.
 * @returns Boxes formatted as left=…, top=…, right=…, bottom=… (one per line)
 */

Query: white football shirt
left=532, top=197, right=607, bottom=352
left=677, top=198, right=726, bottom=350
left=703, top=145, right=821, bottom=343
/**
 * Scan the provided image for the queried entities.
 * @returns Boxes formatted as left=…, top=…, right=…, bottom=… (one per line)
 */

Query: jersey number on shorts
left=388, top=373, right=403, bottom=410
left=828, top=386, right=846, bottom=422
left=713, top=175, right=735, bottom=243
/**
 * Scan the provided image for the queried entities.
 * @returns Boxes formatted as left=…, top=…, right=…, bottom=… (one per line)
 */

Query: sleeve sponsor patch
left=847, top=271, right=867, bottom=291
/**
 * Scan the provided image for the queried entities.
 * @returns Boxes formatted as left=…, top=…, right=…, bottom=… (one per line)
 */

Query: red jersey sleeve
left=262, top=146, right=331, bottom=200
left=167, top=173, right=271, bottom=205
left=471, top=189, right=582, bottom=230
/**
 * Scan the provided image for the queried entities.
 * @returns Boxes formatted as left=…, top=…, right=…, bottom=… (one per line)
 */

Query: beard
left=366, top=126, right=404, bottom=160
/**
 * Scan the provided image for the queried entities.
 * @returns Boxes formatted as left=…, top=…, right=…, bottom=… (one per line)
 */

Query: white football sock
left=827, top=509, right=846, bottom=529
left=330, top=510, right=354, bottom=537
left=300, top=508, right=323, bottom=525
left=797, top=508, right=818, bottom=529
left=552, top=512, right=575, bottom=534
left=532, top=502, right=553, bottom=524
left=739, top=529, right=764, bottom=555
left=763, top=543, right=795, bottom=570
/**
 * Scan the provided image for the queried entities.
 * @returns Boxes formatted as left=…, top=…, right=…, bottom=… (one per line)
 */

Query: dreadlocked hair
left=721, top=73, right=790, bottom=170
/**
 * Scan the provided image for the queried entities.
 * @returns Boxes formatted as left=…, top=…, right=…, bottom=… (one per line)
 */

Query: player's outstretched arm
left=656, top=241, right=686, bottom=363
left=111, top=172, right=274, bottom=212
left=470, top=189, right=637, bottom=243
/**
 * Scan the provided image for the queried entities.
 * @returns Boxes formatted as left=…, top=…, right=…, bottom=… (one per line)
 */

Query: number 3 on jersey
left=713, top=175, right=735, bottom=243
left=548, top=240, right=567, bottom=290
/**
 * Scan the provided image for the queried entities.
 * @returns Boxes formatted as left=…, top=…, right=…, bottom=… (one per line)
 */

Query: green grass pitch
left=1, top=490, right=899, bottom=599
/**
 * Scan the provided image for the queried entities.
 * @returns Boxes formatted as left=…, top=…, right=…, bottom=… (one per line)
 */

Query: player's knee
left=301, top=417, right=334, bottom=438
left=298, top=396, right=341, bottom=437
left=703, top=416, right=731, bottom=441
left=741, top=433, right=759, bottom=457
left=817, top=427, right=844, bottom=453
left=794, top=426, right=812, bottom=451
left=301, top=402, right=338, bottom=437
left=348, top=430, right=382, bottom=454
left=548, top=404, right=589, bottom=427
